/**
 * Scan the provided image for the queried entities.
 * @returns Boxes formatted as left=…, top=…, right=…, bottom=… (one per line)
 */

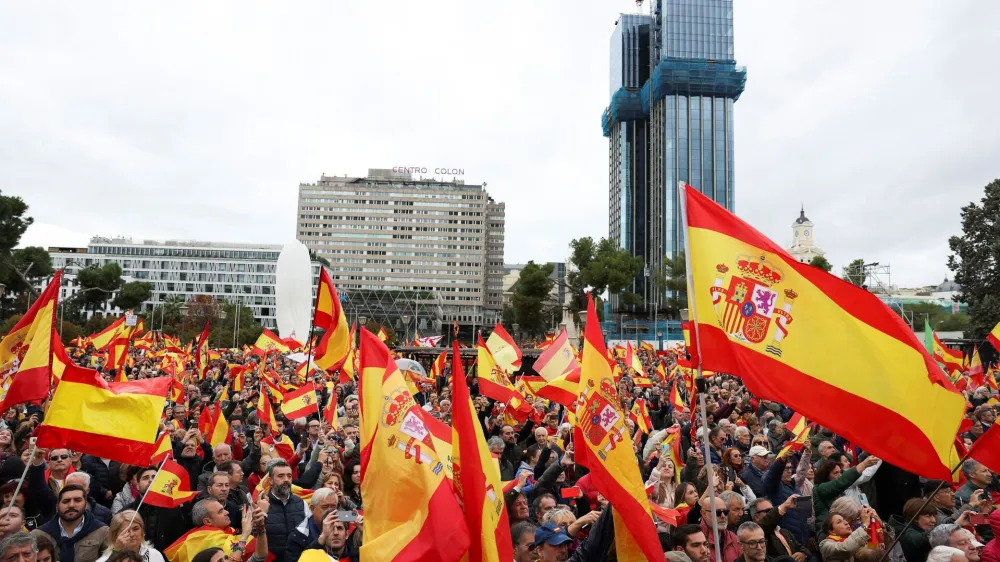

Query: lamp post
left=179, top=304, right=189, bottom=344
left=218, top=308, right=227, bottom=350
left=401, top=315, right=410, bottom=345
left=359, top=316, right=368, bottom=331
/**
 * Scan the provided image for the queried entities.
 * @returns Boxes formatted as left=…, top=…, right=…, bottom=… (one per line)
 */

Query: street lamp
left=401, top=315, right=410, bottom=345
left=179, top=304, right=189, bottom=344
left=218, top=308, right=227, bottom=349
left=359, top=316, right=368, bottom=330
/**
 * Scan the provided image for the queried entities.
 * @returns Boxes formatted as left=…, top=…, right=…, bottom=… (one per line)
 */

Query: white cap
left=749, top=445, right=770, bottom=458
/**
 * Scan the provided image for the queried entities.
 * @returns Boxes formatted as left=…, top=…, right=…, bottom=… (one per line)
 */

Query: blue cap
left=534, top=522, right=573, bottom=546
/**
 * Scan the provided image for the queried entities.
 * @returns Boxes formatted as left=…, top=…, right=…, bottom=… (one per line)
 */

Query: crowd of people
left=0, top=335, right=995, bottom=562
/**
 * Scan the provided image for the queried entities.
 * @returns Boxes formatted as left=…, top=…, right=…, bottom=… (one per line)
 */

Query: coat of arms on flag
left=578, top=378, right=627, bottom=461
left=710, top=255, right=797, bottom=357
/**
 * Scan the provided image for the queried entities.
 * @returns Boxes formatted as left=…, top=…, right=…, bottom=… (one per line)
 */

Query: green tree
left=809, top=255, right=833, bottom=273
left=842, top=258, right=866, bottom=286
left=57, top=320, right=82, bottom=346
left=77, top=263, right=123, bottom=312
left=567, top=237, right=645, bottom=317
left=948, top=180, right=1000, bottom=340
left=649, top=252, right=687, bottom=318
left=897, top=302, right=947, bottom=331
left=113, top=282, right=153, bottom=311
left=935, top=313, right=970, bottom=332
left=4, top=246, right=53, bottom=296
left=511, top=261, right=556, bottom=337
left=0, top=193, right=32, bottom=253
left=0, top=314, right=22, bottom=336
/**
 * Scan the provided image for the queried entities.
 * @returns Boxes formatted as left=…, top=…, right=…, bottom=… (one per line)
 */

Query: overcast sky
left=5, top=1, right=999, bottom=287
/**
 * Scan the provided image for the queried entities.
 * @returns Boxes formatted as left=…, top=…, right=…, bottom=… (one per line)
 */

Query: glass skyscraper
left=605, top=0, right=746, bottom=309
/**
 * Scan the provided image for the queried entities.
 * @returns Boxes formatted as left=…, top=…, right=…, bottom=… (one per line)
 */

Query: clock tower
left=787, top=206, right=825, bottom=264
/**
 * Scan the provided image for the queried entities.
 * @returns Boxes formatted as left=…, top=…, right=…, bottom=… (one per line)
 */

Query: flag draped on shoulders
left=0, top=272, right=61, bottom=411
left=164, top=526, right=259, bottom=562
left=681, top=183, right=965, bottom=479
left=573, top=294, right=662, bottom=562
left=36, top=362, right=170, bottom=465
left=451, top=341, right=513, bottom=562
left=358, top=329, right=469, bottom=562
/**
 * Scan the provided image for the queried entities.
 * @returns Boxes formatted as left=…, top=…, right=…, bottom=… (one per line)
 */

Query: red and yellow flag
left=358, top=329, right=469, bottom=562
left=451, top=341, right=514, bottom=562
left=323, top=382, right=339, bottom=430
left=629, top=398, right=652, bottom=435
left=778, top=425, right=812, bottom=461
left=151, top=431, right=172, bottom=464
left=36, top=362, right=170, bottom=465
left=429, top=351, right=448, bottom=380
left=573, top=294, right=662, bottom=561
left=313, top=268, right=351, bottom=374
left=969, top=424, right=1000, bottom=474
left=486, top=323, right=522, bottom=373
left=205, top=407, right=231, bottom=448
left=532, top=328, right=579, bottom=382
left=0, top=272, right=61, bottom=410
left=535, top=367, right=580, bottom=409
left=252, top=329, right=290, bottom=356
left=89, top=315, right=127, bottom=351
left=194, top=322, right=211, bottom=379
left=682, top=184, right=965, bottom=479
left=164, top=526, right=259, bottom=562
left=988, top=321, right=1000, bottom=353
left=968, top=347, right=985, bottom=388
left=256, top=384, right=279, bottom=433
left=145, top=458, right=198, bottom=508
left=476, top=336, right=523, bottom=405
left=669, top=378, right=686, bottom=412
left=282, top=384, right=319, bottom=419
left=785, top=412, right=807, bottom=435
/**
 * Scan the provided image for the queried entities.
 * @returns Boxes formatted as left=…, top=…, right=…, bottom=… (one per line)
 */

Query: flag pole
left=6, top=440, right=37, bottom=514
left=678, top=182, right=721, bottom=562
left=125, top=454, right=170, bottom=530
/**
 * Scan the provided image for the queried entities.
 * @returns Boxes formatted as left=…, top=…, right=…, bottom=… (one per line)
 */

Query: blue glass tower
left=604, top=0, right=746, bottom=310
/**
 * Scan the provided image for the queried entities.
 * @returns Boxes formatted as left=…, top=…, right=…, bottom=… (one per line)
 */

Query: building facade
left=46, top=237, right=318, bottom=329
left=604, top=0, right=746, bottom=309
left=296, top=169, right=505, bottom=336
left=786, top=207, right=825, bottom=264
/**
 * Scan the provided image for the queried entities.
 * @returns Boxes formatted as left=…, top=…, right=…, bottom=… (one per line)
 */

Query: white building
left=786, top=206, right=825, bottom=264
left=46, top=237, right=321, bottom=329
left=296, top=168, right=505, bottom=335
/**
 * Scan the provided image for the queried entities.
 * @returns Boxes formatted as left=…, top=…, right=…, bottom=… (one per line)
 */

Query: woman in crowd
left=819, top=505, right=877, bottom=562
left=95, top=510, right=166, bottom=562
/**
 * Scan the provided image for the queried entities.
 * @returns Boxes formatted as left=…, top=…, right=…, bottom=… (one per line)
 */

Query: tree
left=842, top=258, right=866, bottom=287
left=57, top=320, right=82, bottom=346
left=4, top=246, right=53, bottom=295
left=649, top=252, right=687, bottom=318
left=935, top=313, right=970, bottom=332
left=113, top=282, right=153, bottom=311
left=511, top=261, right=556, bottom=337
left=948, top=179, right=1000, bottom=340
left=76, top=263, right=123, bottom=312
left=809, top=255, right=833, bottom=273
left=0, top=193, right=32, bottom=254
left=896, top=302, right=947, bottom=331
left=567, top=236, right=645, bottom=317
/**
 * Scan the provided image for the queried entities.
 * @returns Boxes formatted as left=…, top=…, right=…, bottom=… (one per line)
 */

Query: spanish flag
left=968, top=347, right=985, bottom=388
left=534, top=367, right=580, bottom=409
left=313, top=268, right=351, bottom=374
left=573, top=294, right=662, bottom=561
left=252, top=472, right=313, bottom=503
left=629, top=399, right=652, bottom=435
left=145, top=458, right=198, bottom=508
left=151, top=432, right=172, bottom=464
left=669, top=379, right=686, bottom=411
left=429, top=351, right=448, bottom=380
left=486, top=323, right=522, bottom=373
left=194, top=322, right=211, bottom=379
left=785, top=412, right=807, bottom=435
left=682, top=184, right=965, bottom=479
left=36, top=362, right=170, bottom=465
left=625, top=342, right=646, bottom=378
left=229, top=364, right=247, bottom=392
left=532, top=328, right=579, bottom=382
left=205, top=407, right=231, bottom=448
left=252, top=329, right=290, bottom=356
left=988, top=321, right=1000, bottom=352
left=89, top=315, right=127, bottom=351
left=164, top=526, right=259, bottom=562
left=933, top=332, right=964, bottom=373
left=0, top=272, right=61, bottom=410
left=358, top=329, right=469, bottom=562
left=778, top=425, right=812, bottom=460
left=322, top=382, right=339, bottom=430
left=450, top=341, right=513, bottom=562
left=106, top=325, right=136, bottom=373
left=256, top=384, right=279, bottom=433
left=377, top=326, right=388, bottom=342
left=282, top=383, right=319, bottom=419
left=476, top=336, right=523, bottom=405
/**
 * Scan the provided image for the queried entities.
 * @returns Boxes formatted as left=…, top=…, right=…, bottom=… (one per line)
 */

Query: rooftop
left=88, top=236, right=283, bottom=250
left=793, top=205, right=811, bottom=225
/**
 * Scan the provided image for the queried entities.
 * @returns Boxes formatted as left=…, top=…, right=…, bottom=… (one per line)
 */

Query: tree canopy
left=566, top=237, right=645, bottom=318
left=511, top=261, right=556, bottom=337
left=809, top=255, right=833, bottom=273
left=947, top=179, right=1000, bottom=340
left=842, top=258, right=866, bottom=287
left=76, top=263, right=123, bottom=312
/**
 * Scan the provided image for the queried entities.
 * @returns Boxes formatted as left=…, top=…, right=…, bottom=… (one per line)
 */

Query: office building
left=296, top=168, right=505, bottom=336
left=46, top=237, right=321, bottom=329
left=605, top=0, right=746, bottom=309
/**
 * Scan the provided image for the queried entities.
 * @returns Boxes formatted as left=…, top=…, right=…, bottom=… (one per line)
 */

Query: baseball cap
left=534, top=522, right=573, bottom=546
left=749, top=445, right=770, bottom=458
left=971, top=536, right=985, bottom=549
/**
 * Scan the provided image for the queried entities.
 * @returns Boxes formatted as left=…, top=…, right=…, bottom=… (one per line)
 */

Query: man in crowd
left=31, top=485, right=108, bottom=562
left=286, top=488, right=343, bottom=561
left=957, top=460, right=993, bottom=505
left=929, top=524, right=984, bottom=562
left=0, top=507, right=25, bottom=540
left=511, top=521, right=538, bottom=562
left=736, top=522, right=768, bottom=562
left=532, top=522, right=572, bottom=562
left=749, top=496, right=807, bottom=562
left=673, top=524, right=712, bottom=562
left=0, top=533, right=37, bottom=562
left=197, top=443, right=233, bottom=492
left=260, top=459, right=306, bottom=562
left=740, top=446, right=771, bottom=498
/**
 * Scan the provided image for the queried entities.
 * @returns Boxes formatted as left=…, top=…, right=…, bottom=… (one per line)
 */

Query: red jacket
left=981, top=510, right=1000, bottom=562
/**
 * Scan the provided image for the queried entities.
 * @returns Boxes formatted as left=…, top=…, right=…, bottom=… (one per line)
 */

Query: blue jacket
left=739, top=464, right=767, bottom=498
left=761, top=456, right=808, bottom=544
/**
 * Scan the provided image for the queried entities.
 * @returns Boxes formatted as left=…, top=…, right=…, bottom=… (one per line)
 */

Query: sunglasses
left=49, top=455, right=69, bottom=461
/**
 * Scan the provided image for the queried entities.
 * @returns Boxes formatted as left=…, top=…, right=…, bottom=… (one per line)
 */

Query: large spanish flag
left=36, top=363, right=170, bottom=465
left=314, top=268, right=351, bottom=374
left=252, top=329, right=290, bottom=356
left=573, top=294, right=662, bottom=561
left=88, top=315, right=127, bottom=351
left=0, top=272, right=60, bottom=410
left=451, top=341, right=513, bottom=562
left=145, top=458, right=198, bottom=508
left=281, top=383, right=319, bottom=419
left=682, top=184, right=965, bottom=479
left=358, top=329, right=469, bottom=562
left=486, top=323, right=522, bottom=373
left=476, top=336, right=522, bottom=405
left=532, top=328, right=579, bottom=382
left=164, top=526, right=259, bottom=562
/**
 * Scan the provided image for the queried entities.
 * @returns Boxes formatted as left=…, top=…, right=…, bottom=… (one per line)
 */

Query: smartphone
left=969, top=513, right=989, bottom=525
left=561, top=487, right=581, bottom=499
left=794, top=496, right=812, bottom=516
left=338, top=510, right=359, bottom=523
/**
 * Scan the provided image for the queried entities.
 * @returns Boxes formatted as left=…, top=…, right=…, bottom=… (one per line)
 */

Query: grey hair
left=665, top=552, right=693, bottom=562
left=510, top=521, right=538, bottom=548
left=310, top=487, right=337, bottom=508
left=207, top=472, right=229, bottom=487
left=294, top=417, right=307, bottom=426
left=542, top=508, right=575, bottom=524
left=829, top=497, right=860, bottom=522
left=213, top=443, right=232, bottom=456
left=191, top=499, right=215, bottom=526
left=749, top=498, right=772, bottom=517
left=736, top=521, right=762, bottom=539
left=961, top=460, right=980, bottom=478
left=66, top=471, right=91, bottom=491
left=266, top=458, right=290, bottom=478
left=0, top=533, right=37, bottom=557
left=486, top=436, right=505, bottom=450
left=927, top=546, right=964, bottom=562
left=735, top=427, right=750, bottom=437
left=928, top=524, right=961, bottom=549
left=720, top=491, right=745, bottom=508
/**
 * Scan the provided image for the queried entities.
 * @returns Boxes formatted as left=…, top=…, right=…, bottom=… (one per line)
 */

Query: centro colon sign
left=392, top=167, right=465, bottom=176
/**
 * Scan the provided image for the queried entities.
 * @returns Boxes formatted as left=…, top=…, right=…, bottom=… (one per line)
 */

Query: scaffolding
left=340, top=289, right=444, bottom=336
left=844, top=262, right=913, bottom=328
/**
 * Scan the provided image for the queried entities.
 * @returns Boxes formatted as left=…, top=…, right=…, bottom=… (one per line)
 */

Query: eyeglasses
left=48, top=455, right=69, bottom=461
left=741, top=539, right=766, bottom=548
left=715, top=509, right=730, bottom=516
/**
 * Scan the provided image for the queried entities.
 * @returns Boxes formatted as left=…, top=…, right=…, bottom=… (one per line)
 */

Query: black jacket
left=79, top=456, right=111, bottom=507
left=285, top=515, right=360, bottom=562
left=264, top=490, right=308, bottom=562
left=125, top=498, right=190, bottom=552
